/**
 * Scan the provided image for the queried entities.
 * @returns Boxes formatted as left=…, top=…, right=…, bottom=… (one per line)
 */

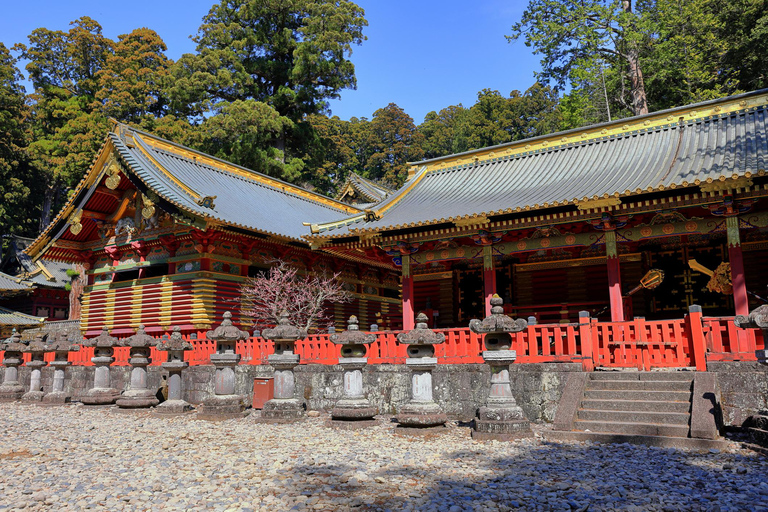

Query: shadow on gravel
left=281, top=438, right=767, bottom=511
left=409, top=440, right=767, bottom=512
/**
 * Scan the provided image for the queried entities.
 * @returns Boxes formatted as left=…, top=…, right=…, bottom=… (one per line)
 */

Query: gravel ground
left=0, top=403, right=767, bottom=512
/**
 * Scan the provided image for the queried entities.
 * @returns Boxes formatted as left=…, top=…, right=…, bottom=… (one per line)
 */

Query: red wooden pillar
left=726, top=216, right=749, bottom=316
left=131, top=241, right=150, bottom=279
left=687, top=305, right=708, bottom=371
left=482, top=245, right=496, bottom=317
left=605, top=230, right=624, bottom=322
left=401, top=255, right=414, bottom=330
left=726, top=215, right=754, bottom=353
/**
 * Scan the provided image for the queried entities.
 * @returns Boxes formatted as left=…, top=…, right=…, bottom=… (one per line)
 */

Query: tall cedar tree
left=169, top=0, right=367, bottom=185
left=0, top=43, right=43, bottom=242
left=509, top=0, right=650, bottom=115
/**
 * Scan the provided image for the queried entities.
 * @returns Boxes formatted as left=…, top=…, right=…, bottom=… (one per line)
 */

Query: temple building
left=22, top=123, right=401, bottom=338
left=0, top=236, right=72, bottom=325
left=23, top=89, right=768, bottom=338
left=307, top=90, right=768, bottom=330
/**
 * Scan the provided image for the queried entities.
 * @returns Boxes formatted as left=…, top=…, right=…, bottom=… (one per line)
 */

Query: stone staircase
left=545, top=371, right=727, bottom=450
left=575, top=372, right=693, bottom=438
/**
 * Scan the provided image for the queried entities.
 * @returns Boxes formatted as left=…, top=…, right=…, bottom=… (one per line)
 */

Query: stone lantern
left=42, top=331, right=80, bottom=405
left=21, top=334, right=48, bottom=402
left=329, top=316, right=378, bottom=427
left=116, top=325, right=159, bottom=409
left=80, top=326, right=123, bottom=405
left=197, top=312, right=250, bottom=420
left=735, top=305, right=768, bottom=363
left=735, top=305, right=768, bottom=445
left=0, top=330, right=28, bottom=402
left=469, top=294, right=532, bottom=440
left=260, top=311, right=308, bottom=422
left=395, top=312, right=447, bottom=428
left=155, top=326, right=194, bottom=415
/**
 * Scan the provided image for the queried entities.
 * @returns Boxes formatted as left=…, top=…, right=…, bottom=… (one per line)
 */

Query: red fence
left=3, top=314, right=764, bottom=371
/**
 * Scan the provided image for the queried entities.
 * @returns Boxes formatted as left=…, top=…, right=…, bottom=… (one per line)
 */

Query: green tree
left=95, top=27, right=174, bottom=122
left=361, top=103, right=424, bottom=188
left=169, top=0, right=367, bottom=184
left=197, top=99, right=304, bottom=181
left=419, top=104, right=469, bottom=160
left=452, top=84, right=561, bottom=151
left=0, top=43, right=43, bottom=240
left=304, top=113, right=360, bottom=195
left=509, top=0, right=650, bottom=115
left=718, top=0, right=768, bottom=92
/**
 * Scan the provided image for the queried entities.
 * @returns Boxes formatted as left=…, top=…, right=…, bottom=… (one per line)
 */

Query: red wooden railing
left=2, top=313, right=764, bottom=371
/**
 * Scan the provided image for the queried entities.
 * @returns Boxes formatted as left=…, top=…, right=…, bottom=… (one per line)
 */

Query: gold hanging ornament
left=68, top=209, right=83, bottom=235
left=104, top=155, right=122, bottom=190
left=141, top=194, right=156, bottom=219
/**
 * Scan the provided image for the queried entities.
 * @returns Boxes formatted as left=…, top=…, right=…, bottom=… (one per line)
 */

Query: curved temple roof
left=309, top=90, right=768, bottom=238
left=26, top=122, right=363, bottom=259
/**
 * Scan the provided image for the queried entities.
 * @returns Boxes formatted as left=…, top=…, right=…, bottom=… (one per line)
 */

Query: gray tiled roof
left=110, top=126, right=360, bottom=241
left=0, top=272, right=30, bottom=292
left=0, top=306, right=45, bottom=327
left=313, top=98, right=768, bottom=236
left=337, top=172, right=393, bottom=204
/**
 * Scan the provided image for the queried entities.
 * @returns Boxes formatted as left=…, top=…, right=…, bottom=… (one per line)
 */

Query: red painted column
left=482, top=245, right=496, bottom=317
left=605, top=230, right=624, bottom=322
left=726, top=216, right=749, bottom=316
left=727, top=215, right=754, bottom=354
left=401, top=255, right=414, bottom=330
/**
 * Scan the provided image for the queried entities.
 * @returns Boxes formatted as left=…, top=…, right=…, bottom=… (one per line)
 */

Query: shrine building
left=22, top=89, right=768, bottom=341
left=306, top=90, right=768, bottom=331
left=22, top=123, right=401, bottom=338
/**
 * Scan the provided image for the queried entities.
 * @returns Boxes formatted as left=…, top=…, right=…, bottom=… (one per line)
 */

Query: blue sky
left=0, top=0, right=542, bottom=123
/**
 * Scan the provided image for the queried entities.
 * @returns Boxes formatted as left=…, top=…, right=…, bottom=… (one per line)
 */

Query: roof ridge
left=409, top=89, right=768, bottom=173
left=115, top=122, right=360, bottom=215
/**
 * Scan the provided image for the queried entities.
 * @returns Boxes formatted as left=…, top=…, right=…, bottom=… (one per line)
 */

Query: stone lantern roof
left=123, top=325, right=157, bottom=348
left=330, top=316, right=376, bottom=346
left=3, top=330, right=27, bottom=352
left=46, top=331, right=80, bottom=353
left=157, top=326, right=193, bottom=352
left=262, top=311, right=307, bottom=343
left=735, top=305, right=768, bottom=330
left=82, top=327, right=121, bottom=348
left=24, top=334, right=48, bottom=353
left=206, top=312, right=249, bottom=342
left=469, top=295, right=527, bottom=334
left=397, top=313, right=445, bottom=345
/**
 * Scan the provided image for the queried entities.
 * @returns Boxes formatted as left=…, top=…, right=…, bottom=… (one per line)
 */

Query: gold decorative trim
left=700, top=176, right=753, bottom=193
left=576, top=197, right=621, bottom=211
left=453, top=215, right=490, bottom=227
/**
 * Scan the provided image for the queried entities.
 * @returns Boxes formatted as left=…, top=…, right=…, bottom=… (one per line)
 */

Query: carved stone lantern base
left=154, top=399, right=194, bottom=416
left=472, top=350, right=532, bottom=441
left=259, top=398, right=305, bottom=422
left=0, top=385, right=24, bottom=402
left=115, top=389, right=159, bottom=409
left=330, top=357, right=377, bottom=427
left=21, top=390, right=45, bottom=403
left=196, top=395, right=249, bottom=421
left=396, top=401, right=448, bottom=428
left=41, top=391, right=71, bottom=405
left=80, top=388, right=122, bottom=405
left=257, top=353, right=305, bottom=423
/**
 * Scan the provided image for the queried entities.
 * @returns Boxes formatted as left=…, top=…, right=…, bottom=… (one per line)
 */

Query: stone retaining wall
left=0, top=362, right=581, bottom=423
left=707, top=361, right=768, bottom=427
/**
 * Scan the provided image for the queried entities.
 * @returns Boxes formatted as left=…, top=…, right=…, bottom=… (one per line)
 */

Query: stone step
left=574, top=419, right=690, bottom=438
left=583, top=389, right=691, bottom=402
left=577, top=408, right=690, bottom=425
left=589, top=371, right=695, bottom=382
left=586, top=379, right=692, bottom=392
left=543, top=430, right=729, bottom=451
left=580, top=399, right=691, bottom=414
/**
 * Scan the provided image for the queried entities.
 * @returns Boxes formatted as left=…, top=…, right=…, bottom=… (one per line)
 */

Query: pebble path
left=1, top=403, right=767, bottom=511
